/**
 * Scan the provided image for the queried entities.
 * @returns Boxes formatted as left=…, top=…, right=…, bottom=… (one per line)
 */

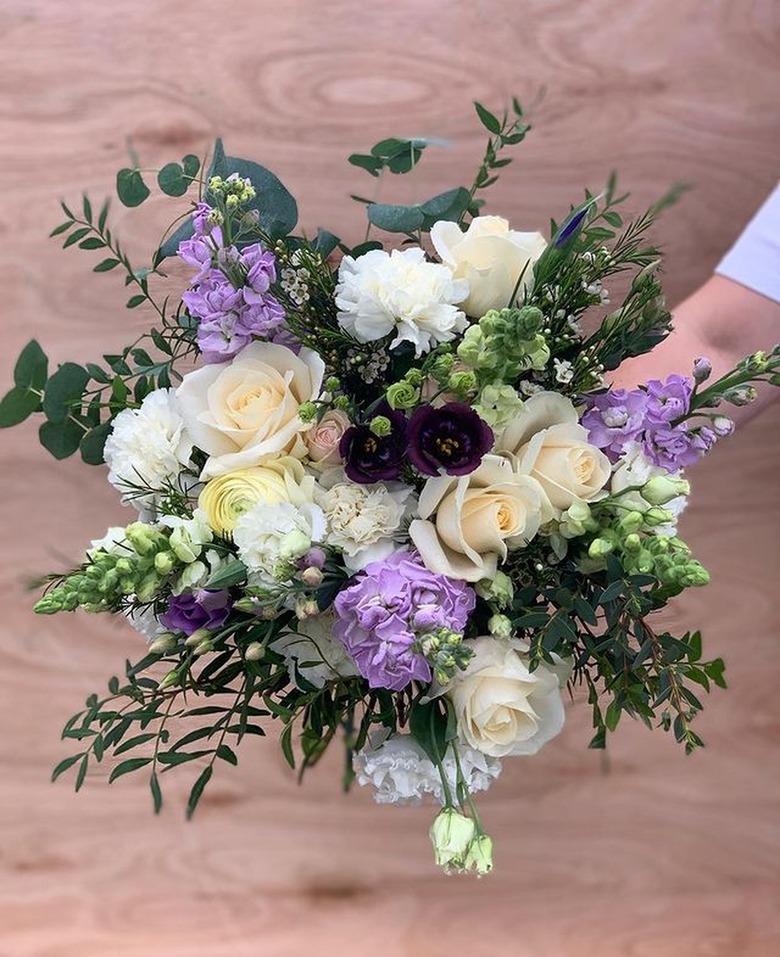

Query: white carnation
left=104, top=389, right=193, bottom=508
left=353, top=732, right=502, bottom=806
left=233, top=500, right=325, bottom=581
left=335, top=247, right=469, bottom=357
left=318, top=480, right=411, bottom=571
left=610, top=442, right=687, bottom=535
left=272, top=613, right=358, bottom=689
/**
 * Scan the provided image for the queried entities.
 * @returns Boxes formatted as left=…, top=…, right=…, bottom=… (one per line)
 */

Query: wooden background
left=1, top=1, right=778, bottom=954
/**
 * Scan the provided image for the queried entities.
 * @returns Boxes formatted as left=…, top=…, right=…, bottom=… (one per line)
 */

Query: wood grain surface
left=1, top=1, right=778, bottom=954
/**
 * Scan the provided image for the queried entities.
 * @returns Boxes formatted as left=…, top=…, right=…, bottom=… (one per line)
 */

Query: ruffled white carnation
left=272, top=613, right=358, bottom=689
left=610, top=442, right=687, bottom=535
left=104, top=389, right=193, bottom=508
left=353, top=732, right=502, bottom=806
left=317, top=480, right=411, bottom=571
left=335, top=247, right=469, bottom=357
left=233, top=500, right=325, bottom=581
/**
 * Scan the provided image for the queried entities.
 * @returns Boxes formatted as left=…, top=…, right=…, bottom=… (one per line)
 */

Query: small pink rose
left=306, top=410, right=351, bottom=468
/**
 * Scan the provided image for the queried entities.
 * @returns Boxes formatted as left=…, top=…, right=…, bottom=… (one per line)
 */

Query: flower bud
left=386, top=381, right=420, bottom=410
left=298, top=401, right=318, bottom=423
left=588, top=537, right=615, bottom=559
left=184, top=627, right=212, bottom=648
left=475, top=570, right=514, bottom=609
left=429, top=808, right=476, bottom=871
left=712, top=416, right=734, bottom=437
left=643, top=506, right=674, bottom=527
left=154, top=551, right=175, bottom=575
left=233, top=597, right=261, bottom=614
left=158, top=668, right=181, bottom=690
left=725, top=386, right=757, bottom=407
left=369, top=415, right=392, bottom=437
left=295, top=597, right=320, bottom=620
left=301, top=546, right=327, bottom=569
left=464, top=834, right=493, bottom=875
left=618, top=511, right=644, bottom=534
left=641, top=475, right=690, bottom=506
left=692, top=356, right=712, bottom=382
left=194, top=638, right=214, bottom=655
left=301, top=566, right=324, bottom=587
left=487, top=613, right=512, bottom=638
left=244, top=641, right=265, bottom=661
left=148, top=632, right=178, bottom=655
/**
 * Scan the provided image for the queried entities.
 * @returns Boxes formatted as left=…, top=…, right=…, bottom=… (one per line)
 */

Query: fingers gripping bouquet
left=4, top=101, right=779, bottom=875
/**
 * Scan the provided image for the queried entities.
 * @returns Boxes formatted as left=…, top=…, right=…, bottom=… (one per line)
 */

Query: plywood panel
left=1, top=2, right=778, bottom=954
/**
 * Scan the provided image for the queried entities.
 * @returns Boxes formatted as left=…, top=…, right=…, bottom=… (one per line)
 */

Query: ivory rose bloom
left=409, top=454, right=545, bottom=581
left=497, top=392, right=611, bottom=518
left=430, top=215, right=547, bottom=318
left=176, top=341, right=325, bottom=480
left=305, top=409, right=350, bottom=469
left=198, top=456, right=314, bottom=534
left=446, top=636, right=566, bottom=758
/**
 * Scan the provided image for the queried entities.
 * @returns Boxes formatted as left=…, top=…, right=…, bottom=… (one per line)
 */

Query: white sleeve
left=715, top=184, right=780, bottom=303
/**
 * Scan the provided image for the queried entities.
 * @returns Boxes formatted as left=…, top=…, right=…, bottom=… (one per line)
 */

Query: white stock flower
left=87, top=526, right=131, bottom=559
left=272, top=613, right=358, bottom=689
left=335, top=247, right=469, bottom=357
left=610, top=442, right=688, bottom=535
left=318, top=480, right=411, bottom=571
left=125, top=603, right=168, bottom=642
left=158, top=509, right=212, bottom=563
left=353, top=732, right=502, bottom=806
left=172, top=548, right=225, bottom=595
left=430, top=215, right=547, bottom=317
left=446, top=636, right=567, bottom=758
left=233, top=500, right=325, bottom=581
left=104, top=389, right=193, bottom=508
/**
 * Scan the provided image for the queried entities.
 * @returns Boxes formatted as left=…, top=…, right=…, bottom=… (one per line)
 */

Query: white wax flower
left=104, top=389, right=193, bottom=509
left=335, top=247, right=469, bottom=357
left=317, top=480, right=411, bottom=571
left=353, top=733, right=502, bottom=806
left=272, top=613, right=358, bottom=689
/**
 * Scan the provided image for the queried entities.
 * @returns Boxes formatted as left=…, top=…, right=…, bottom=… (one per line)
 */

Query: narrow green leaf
left=49, top=221, right=72, bottom=237
left=186, top=765, right=213, bottom=819
left=82, top=195, right=93, bottom=223
left=217, top=744, right=238, bottom=766
left=109, top=756, right=152, bottom=783
left=126, top=294, right=146, bottom=309
left=75, top=754, right=89, bottom=791
left=150, top=771, right=163, bottom=813
left=157, top=750, right=212, bottom=766
left=63, top=227, right=90, bottom=248
left=114, top=732, right=157, bottom=756
left=93, top=258, right=120, bottom=272
left=78, top=237, right=106, bottom=250
left=474, top=101, right=502, bottom=135
left=280, top=723, right=295, bottom=769
left=206, top=559, right=248, bottom=589
left=51, top=753, right=82, bottom=782
left=98, top=199, right=110, bottom=232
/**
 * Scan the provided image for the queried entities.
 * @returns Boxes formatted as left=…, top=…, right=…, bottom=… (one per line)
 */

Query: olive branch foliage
left=1, top=100, right=739, bottom=817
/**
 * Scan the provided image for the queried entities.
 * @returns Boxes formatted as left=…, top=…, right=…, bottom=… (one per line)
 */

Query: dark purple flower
left=582, top=388, right=649, bottom=460
left=644, top=374, right=693, bottom=425
left=333, top=550, right=476, bottom=691
left=340, top=405, right=408, bottom=484
left=407, top=402, right=493, bottom=476
left=159, top=589, right=232, bottom=635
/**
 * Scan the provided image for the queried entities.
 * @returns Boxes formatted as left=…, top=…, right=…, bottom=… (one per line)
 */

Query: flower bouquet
left=3, top=100, right=778, bottom=875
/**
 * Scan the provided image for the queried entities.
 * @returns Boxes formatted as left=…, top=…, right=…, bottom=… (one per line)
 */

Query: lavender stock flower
left=581, top=388, right=649, bottom=459
left=333, top=550, right=475, bottom=691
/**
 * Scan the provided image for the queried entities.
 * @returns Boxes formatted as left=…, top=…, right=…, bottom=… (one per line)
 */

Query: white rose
left=497, top=391, right=611, bottom=519
left=353, top=732, right=502, bottom=806
left=409, top=454, right=544, bottom=581
left=318, top=480, right=411, bottom=571
left=175, top=341, right=325, bottom=480
left=335, top=247, right=469, bottom=357
left=104, top=389, right=193, bottom=508
left=272, top=613, right=358, bottom=689
left=447, top=636, right=566, bottom=758
left=430, top=215, right=547, bottom=318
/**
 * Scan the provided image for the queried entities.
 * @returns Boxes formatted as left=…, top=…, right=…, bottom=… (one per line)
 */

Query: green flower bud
left=233, top=597, right=260, bottom=614
left=475, top=570, right=514, bottom=609
left=385, top=381, right=419, bottom=410
left=589, top=537, right=615, bottom=559
left=488, top=613, right=513, bottom=638
left=298, top=401, right=318, bottom=423
left=325, top=376, right=341, bottom=391
left=148, top=632, right=178, bottom=655
left=429, top=808, right=476, bottom=872
left=158, top=668, right=181, bottom=690
left=369, top=415, right=392, bottom=437
left=301, top=566, right=324, bottom=587
left=447, top=370, right=478, bottom=397
left=334, top=395, right=350, bottom=411
left=643, top=506, right=674, bottom=527
left=623, top=533, right=642, bottom=552
left=194, top=638, right=214, bottom=655
left=154, top=551, right=175, bottom=575
left=405, top=368, right=424, bottom=386
left=245, top=641, right=265, bottom=661
left=464, top=834, right=493, bottom=876
left=619, top=511, right=644, bottom=534
left=184, top=627, right=212, bottom=648
left=641, top=475, right=690, bottom=506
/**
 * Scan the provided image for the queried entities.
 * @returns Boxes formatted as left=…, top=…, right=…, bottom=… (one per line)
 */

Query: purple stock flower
left=333, top=550, right=476, bottom=691
left=340, top=404, right=408, bottom=484
left=644, top=374, right=693, bottom=424
left=159, top=589, right=232, bottom=635
left=582, top=388, right=649, bottom=459
left=407, top=402, right=493, bottom=476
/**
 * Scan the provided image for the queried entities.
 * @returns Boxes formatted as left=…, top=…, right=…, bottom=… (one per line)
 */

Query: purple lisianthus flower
left=333, top=550, right=476, bottom=691
left=340, top=404, right=408, bottom=484
left=644, top=374, right=693, bottom=425
left=159, top=589, right=232, bottom=635
left=407, top=402, right=493, bottom=476
left=582, top=388, right=649, bottom=459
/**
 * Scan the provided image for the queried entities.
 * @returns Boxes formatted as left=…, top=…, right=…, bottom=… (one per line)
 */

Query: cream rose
left=447, top=636, right=566, bottom=758
left=305, top=409, right=350, bottom=469
left=497, top=392, right=611, bottom=518
left=409, top=454, right=545, bottom=581
left=176, top=341, right=325, bottom=480
left=430, top=215, right=547, bottom=318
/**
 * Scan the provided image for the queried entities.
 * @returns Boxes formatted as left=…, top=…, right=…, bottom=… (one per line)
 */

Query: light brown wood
left=1, top=1, right=778, bottom=954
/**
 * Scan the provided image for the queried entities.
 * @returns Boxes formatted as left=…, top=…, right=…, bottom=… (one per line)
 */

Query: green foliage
left=348, top=137, right=430, bottom=177
left=116, top=168, right=151, bottom=207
